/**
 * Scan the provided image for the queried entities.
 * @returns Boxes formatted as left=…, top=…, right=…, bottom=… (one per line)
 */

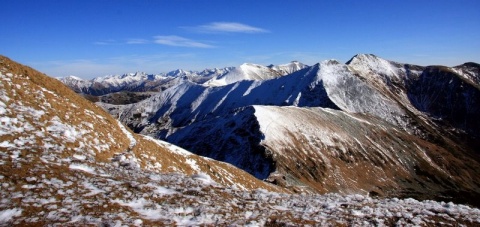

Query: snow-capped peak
left=269, top=61, right=308, bottom=75
left=198, top=67, right=233, bottom=77
left=204, top=62, right=307, bottom=87
left=346, top=54, right=403, bottom=78
left=62, top=75, right=84, bottom=81
left=166, top=69, right=192, bottom=77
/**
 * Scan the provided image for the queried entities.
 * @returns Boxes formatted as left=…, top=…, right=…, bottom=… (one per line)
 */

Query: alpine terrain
left=65, top=54, right=480, bottom=207
left=1, top=55, right=480, bottom=226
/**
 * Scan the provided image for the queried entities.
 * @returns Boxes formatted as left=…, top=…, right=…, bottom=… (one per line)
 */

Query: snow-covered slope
left=204, top=62, right=300, bottom=86
left=104, top=64, right=339, bottom=138
left=108, top=58, right=416, bottom=138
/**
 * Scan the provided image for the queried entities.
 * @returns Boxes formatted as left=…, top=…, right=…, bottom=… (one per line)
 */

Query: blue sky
left=1, top=0, right=479, bottom=79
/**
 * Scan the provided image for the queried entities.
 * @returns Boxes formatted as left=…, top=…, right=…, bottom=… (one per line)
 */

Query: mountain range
left=61, top=54, right=480, bottom=206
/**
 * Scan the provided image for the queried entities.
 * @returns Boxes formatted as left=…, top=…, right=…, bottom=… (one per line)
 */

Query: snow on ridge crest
left=62, top=75, right=84, bottom=81
left=204, top=61, right=307, bottom=87
left=205, top=63, right=282, bottom=86
left=346, top=54, right=404, bottom=78
left=269, top=61, right=309, bottom=75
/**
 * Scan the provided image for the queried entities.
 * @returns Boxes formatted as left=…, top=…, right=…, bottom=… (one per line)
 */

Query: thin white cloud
left=126, top=39, right=149, bottom=44
left=154, top=35, right=214, bottom=48
left=191, top=22, right=269, bottom=33
left=93, top=39, right=118, bottom=45
left=93, top=41, right=109, bottom=45
left=94, top=39, right=149, bottom=45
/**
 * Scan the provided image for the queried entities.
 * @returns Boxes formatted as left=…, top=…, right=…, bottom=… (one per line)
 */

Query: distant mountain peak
left=203, top=61, right=307, bottom=86
left=239, top=62, right=265, bottom=68
left=345, top=53, right=406, bottom=79
left=323, top=59, right=342, bottom=65
left=268, top=61, right=308, bottom=76
left=346, top=53, right=381, bottom=65
left=63, top=75, right=84, bottom=80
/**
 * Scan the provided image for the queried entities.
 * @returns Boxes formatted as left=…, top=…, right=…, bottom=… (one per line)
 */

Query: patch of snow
left=82, top=181, right=104, bottom=196
left=72, top=154, right=87, bottom=161
left=185, top=158, right=201, bottom=173
left=141, top=135, right=192, bottom=156
left=47, top=116, right=82, bottom=143
left=0, top=141, right=14, bottom=148
left=0, top=208, right=22, bottom=223
left=69, top=164, right=96, bottom=175
left=116, top=120, right=136, bottom=149
left=113, top=198, right=164, bottom=220
left=191, top=173, right=215, bottom=185
left=145, top=183, right=177, bottom=195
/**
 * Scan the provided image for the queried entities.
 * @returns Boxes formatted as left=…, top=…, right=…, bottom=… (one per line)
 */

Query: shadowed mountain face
left=69, top=54, right=480, bottom=206
left=407, top=66, right=480, bottom=136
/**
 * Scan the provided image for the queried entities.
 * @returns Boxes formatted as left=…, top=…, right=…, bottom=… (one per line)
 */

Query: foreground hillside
left=0, top=55, right=278, bottom=225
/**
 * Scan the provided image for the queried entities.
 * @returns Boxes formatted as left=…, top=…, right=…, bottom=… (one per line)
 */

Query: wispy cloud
left=126, top=39, right=149, bottom=44
left=94, top=39, right=149, bottom=45
left=93, top=39, right=118, bottom=45
left=153, top=35, right=214, bottom=48
left=93, top=36, right=213, bottom=48
left=187, top=22, right=269, bottom=33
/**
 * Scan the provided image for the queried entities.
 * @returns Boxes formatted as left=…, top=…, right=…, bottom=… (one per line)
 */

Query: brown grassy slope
left=254, top=106, right=480, bottom=206
left=0, top=55, right=282, bottom=191
left=0, top=56, right=129, bottom=159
